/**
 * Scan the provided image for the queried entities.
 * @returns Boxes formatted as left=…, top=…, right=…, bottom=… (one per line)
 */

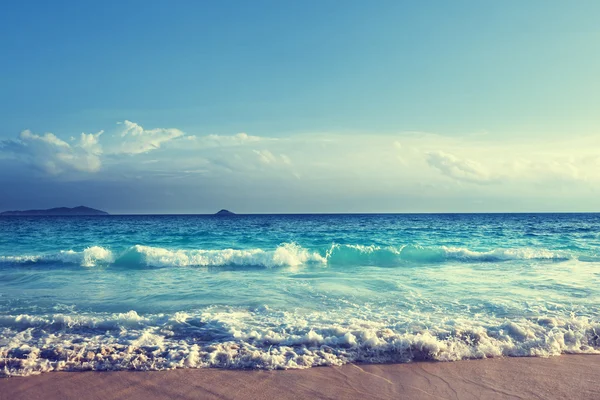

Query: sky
left=1, top=0, right=599, bottom=213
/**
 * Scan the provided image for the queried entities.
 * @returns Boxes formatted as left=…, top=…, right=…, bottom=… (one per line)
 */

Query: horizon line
left=3, top=211, right=600, bottom=216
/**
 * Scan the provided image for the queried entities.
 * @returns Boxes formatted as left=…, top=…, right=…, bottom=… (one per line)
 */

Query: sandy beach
left=1, top=355, right=598, bottom=400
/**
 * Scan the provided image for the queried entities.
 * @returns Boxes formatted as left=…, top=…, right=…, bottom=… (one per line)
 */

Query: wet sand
left=1, top=355, right=598, bottom=400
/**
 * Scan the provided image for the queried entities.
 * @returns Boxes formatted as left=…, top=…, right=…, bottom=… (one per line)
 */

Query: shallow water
left=0, top=214, right=599, bottom=376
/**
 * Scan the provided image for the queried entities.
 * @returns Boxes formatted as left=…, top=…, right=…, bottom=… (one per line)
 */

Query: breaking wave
left=325, top=244, right=572, bottom=265
left=0, top=243, right=586, bottom=268
left=0, top=246, right=114, bottom=267
left=1, top=308, right=598, bottom=376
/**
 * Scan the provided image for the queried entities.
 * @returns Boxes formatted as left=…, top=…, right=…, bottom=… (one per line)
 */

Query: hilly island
left=0, top=206, right=109, bottom=216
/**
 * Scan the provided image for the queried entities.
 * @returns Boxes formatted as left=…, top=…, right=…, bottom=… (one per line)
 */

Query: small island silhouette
left=0, top=206, right=109, bottom=216
left=214, top=209, right=235, bottom=216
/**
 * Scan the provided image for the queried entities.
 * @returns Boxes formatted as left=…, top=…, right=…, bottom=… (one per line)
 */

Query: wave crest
left=0, top=246, right=114, bottom=267
left=0, top=243, right=580, bottom=268
left=126, top=243, right=326, bottom=267
left=325, top=244, right=571, bottom=265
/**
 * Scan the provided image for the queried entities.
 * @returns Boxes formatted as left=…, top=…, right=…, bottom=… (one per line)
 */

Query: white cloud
left=3, top=121, right=600, bottom=212
left=1, top=129, right=103, bottom=174
left=507, top=158, right=586, bottom=184
left=280, top=154, right=292, bottom=165
left=207, top=132, right=263, bottom=146
left=115, top=120, right=184, bottom=154
left=253, top=149, right=277, bottom=164
left=426, top=151, right=492, bottom=184
left=181, top=132, right=268, bottom=149
left=252, top=149, right=294, bottom=167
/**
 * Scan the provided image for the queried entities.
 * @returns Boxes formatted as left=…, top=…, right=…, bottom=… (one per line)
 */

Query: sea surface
left=0, top=214, right=599, bottom=376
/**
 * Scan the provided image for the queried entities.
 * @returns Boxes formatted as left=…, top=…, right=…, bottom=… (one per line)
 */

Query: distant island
left=215, top=209, right=235, bottom=216
left=0, top=206, right=109, bottom=216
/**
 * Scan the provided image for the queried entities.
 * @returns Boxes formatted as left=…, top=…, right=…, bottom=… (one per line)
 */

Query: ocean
left=0, top=213, right=599, bottom=376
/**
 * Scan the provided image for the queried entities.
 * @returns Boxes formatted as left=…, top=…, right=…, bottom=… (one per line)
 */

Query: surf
left=1, top=308, right=598, bottom=376
left=0, top=243, right=579, bottom=268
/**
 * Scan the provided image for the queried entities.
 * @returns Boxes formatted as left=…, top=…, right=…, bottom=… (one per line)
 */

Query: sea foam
left=0, top=243, right=580, bottom=268
left=2, top=214, right=598, bottom=378
left=0, top=246, right=114, bottom=267
left=1, top=308, right=598, bottom=376
left=128, top=243, right=326, bottom=267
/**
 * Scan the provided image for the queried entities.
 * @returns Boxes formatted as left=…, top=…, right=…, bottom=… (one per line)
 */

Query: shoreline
left=1, top=355, right=599, bottom=400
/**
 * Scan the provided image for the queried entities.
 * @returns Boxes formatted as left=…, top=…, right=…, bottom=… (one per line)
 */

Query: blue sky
left=1, top=1, right=599, bottom=213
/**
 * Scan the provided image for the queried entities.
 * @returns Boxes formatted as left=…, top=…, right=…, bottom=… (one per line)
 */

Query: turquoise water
left=1, top=214, right=599, bottom=376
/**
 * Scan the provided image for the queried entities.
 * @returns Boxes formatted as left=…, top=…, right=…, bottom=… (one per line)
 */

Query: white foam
left=131, top=243, right=326, bottom=267
left=0, top=243, right=324, bottom=268
left=0, top=246, right=114, bottom=267
left=1, top=307, right=598, bottom=376
left=439, top=246, right=570, bottom=261
left=0, top=243, right=582, bottom=269
left=59, top=246, right=114, bottom=267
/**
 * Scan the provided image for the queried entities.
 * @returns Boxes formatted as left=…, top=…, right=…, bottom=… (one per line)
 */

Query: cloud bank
left=0, top=130, right=103, bottom=174
left=426, top=151, right=492, bottom=184
left=1, top=120, right=599, bottom=212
